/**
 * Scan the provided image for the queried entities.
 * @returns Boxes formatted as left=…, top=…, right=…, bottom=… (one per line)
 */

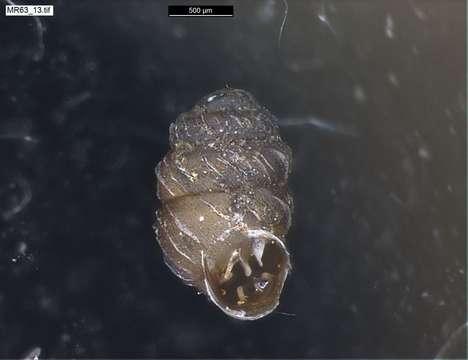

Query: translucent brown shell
left=154, top=88, right=293, bottom=320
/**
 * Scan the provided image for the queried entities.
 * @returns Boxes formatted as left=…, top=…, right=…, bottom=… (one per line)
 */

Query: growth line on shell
left=166, top=205, right=202, bottom=244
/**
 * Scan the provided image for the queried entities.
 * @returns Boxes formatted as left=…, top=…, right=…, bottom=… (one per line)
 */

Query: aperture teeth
left=238, top=249, right=252, bottom=277
left=237, top=286, right=247, bottom=304
left=252, top=238, right=266, bottom=267
left=222, top=249, right=240, bottom=282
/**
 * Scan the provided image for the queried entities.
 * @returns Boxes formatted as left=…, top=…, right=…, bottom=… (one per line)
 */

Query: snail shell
left=154, top=88, right=293, bottom=320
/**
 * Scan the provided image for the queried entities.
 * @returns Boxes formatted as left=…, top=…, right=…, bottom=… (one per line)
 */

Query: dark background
left=0, top=0, right=466, bottom=358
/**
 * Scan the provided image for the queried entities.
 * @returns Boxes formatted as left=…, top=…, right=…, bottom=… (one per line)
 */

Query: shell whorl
left=155, top=88, right=293, bottom=320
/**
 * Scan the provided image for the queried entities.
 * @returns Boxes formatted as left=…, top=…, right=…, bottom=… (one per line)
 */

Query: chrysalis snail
left=154, top=88, right=293, bottom=320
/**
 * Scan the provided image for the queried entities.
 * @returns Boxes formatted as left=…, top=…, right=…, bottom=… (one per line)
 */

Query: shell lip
left=201, top=231, right=291, bottom=321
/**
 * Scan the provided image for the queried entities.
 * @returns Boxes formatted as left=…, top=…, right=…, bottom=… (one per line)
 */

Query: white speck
left=409, top=0, right=427, bottom=20
left=199, top=216, right=205, bottom=222
left=418, top=147, right=431, bottom=160
left=385, top=14, right=395, bottom=39
left=18, top=241, right=27, bottom=255
left=257, top=0, right=275, bottom=23
left=421, top=291, right=429, bottom=298
left=317, top=5, right=327, bottom=22
left=389, top=270, right=400, bottom=281
left=11, top=258, right=17, bottom=263
left=317, top=3, right=337, bottom=36
left=207, top=95, right=217, bottom=102
left=438, top=300, right=446, bottom=306
left=172, top=25, right=187, bottom=39
left=387, top=72, right=399, bottom=87
left=389, top=192, right=403, bottom=205
left=353, top=85, right=367, bottom=103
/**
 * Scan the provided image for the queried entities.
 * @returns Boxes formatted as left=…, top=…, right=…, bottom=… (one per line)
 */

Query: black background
left=0, top=0, right=466, bottom=358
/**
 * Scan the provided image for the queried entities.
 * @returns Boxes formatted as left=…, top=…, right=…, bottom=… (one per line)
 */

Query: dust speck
left=353, top=85, right=367, bottom=103
left=387, top=72, right=399, bottom=87
left=385, top=14, right=395, bottom=39
left=418, top=147, right=431, bottom=160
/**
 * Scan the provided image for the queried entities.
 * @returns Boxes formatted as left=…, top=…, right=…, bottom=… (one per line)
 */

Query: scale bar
left=168, top=5, right=234, bottom=17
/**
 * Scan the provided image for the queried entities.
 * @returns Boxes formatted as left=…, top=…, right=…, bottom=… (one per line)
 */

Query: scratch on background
left=5, top=0, right=45, bottom=61
left=280, top=116, right=359, bottom=137
left=277, top=0, right=288, bottom=49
